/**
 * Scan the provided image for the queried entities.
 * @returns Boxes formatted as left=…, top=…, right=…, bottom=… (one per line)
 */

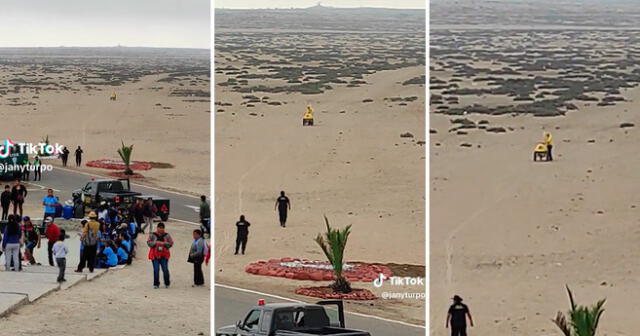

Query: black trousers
left=1, top=205, right=8, bottom=220
left=79, top=245, right=97, bottom=272
left=547, top=144, right=553, bottom=161
left=194, top=261, right=204, bottom=285
left=62, top=157, right=68, bottom=167
left=47, top=240, right=55, bottom=266
left=451, top=325, right=467, bottom=336
left=76, top=157, right=82, bottom=167
left=278, top=209, right=288, bottom=226
left=33, top=168, right=41, bottom=181
left=235, top=235, right=248, bottom=254
left=76, top=247, right=87, bottom=271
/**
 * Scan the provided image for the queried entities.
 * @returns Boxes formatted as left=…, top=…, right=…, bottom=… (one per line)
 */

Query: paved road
left=21, top=166, right=202, bottom=223
left=214, top=285, right=425, bottom=336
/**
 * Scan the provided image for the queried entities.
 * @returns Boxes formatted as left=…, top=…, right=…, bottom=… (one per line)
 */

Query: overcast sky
left=0, top=0, right=210, bottom=48
left=215, top=0, right=425, bottom=9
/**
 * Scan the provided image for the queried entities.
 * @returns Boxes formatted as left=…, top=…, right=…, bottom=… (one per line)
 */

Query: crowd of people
left=0, top=190, right=212, bottom=288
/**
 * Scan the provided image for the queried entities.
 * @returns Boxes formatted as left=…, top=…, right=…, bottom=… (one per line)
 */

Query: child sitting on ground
left=99, top=241, right=118, bottom=268
left=115, top=239, right=129, bottom=265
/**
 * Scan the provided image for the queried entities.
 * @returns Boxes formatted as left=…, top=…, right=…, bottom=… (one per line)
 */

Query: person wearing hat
left=78, top=212, right=100, bottom=273
left=44, top=217, right=60, bottom=267
left=447, top=295, right=473, bottom=336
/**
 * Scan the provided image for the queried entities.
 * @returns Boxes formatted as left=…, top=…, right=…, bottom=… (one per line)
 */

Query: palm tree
left=553, top=285, right=606, bottom=336
left=314, top=216, right=352, bottom=293
left=117, top=141, right=134, bottom=175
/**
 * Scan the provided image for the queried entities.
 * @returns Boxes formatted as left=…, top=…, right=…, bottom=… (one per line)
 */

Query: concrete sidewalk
left=0, top=264, right=117, bottom=317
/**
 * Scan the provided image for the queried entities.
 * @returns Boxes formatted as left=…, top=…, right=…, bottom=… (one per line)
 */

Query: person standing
left=74, top=146, right=84, bottom=167
left=22, top=217, right=41, bottom=265
left=446, top=295, right=474, bottom=336
left=78, top=212, right=99, bottom=273
left=44, top=217, right=60, bottom=267
left=142, top=198, right=157, bottom=234
left=199, top=195, right=210, bottom=235
left=33, top=155, right=42, bottom=181
left=11, top=180, right=27, bottom=217
left=274, top=191, right=291, bottom=227
left=1, top=185, right=11, bottom=220
left=188, top=229, right=206, bottom=286
left=1, top=215, right=21, bottom=271
left=147, top=222, right=173, bottom=289
left=61, top=147, right=70, bottom=167
left=545, top=132, right=553, bottom=161
left=21, top=156, right=30, bottom=181
left=42, top=189, right=60, bottom=219
left=131, top=199, right=145, bottom=233
left=52, top=230, right=69, bottom=283
left=75, top=220, right=88, bottom=272
left=235, top=215, right=250, bottom=255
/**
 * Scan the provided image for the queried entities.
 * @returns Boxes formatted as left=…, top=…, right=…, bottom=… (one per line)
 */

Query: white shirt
left=52, top=241, right=69, bottom=258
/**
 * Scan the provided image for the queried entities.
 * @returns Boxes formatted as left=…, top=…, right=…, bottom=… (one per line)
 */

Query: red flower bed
left=86, top=159, right=152, bottom=171
left=295, top=286, right=377, bottom=300
left=244, top=258, right=392, bottom=282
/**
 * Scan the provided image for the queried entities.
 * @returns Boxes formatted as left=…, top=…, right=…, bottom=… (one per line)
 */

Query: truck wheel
left=160, top=214, right=169, bottom=221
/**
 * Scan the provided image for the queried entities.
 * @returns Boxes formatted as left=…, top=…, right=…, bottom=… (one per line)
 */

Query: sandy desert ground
left=431, top=15, right=640, bottom=336
left=215, top=8, right=426, bottom=324
left=0, top=47, right=210, bottom=196
left=0, top=221, right=210, bottom=336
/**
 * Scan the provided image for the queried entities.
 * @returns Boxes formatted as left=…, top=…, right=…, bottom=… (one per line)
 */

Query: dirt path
left=1, top=222, right=210, bottom=336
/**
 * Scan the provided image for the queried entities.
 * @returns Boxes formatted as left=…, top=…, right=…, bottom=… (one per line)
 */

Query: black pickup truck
left=216, top=300, right=370, bottom=336
left=72, top=178, right=170, bottom=220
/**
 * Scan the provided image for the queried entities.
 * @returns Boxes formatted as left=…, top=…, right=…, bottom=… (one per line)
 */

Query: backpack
left=83, top=222, right=99, bottom=246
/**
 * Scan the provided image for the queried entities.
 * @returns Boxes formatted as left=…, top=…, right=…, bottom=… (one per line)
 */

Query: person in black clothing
left=74, top=146, right=84, bottom=167
left=61, top=147, right=70, bottom=167
left=11, top=180, right=27, bottom=217
left=235, top=215, right=250, bottom=255
left=446, top=295, right=474, bottom=336
left=1, top=185, right=11, bottom=220
left=274, top=191, right=291, bottom=227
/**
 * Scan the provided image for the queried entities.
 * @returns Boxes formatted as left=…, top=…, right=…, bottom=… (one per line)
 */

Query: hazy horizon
left=214, top=0, right=425, bottom=9
left=0, top=0, right=210, bottom=49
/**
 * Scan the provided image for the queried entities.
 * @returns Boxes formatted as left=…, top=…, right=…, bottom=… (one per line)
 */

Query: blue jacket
left=116, top=247, right=128, bottom=263
left=2, top=226, right=21, bottom=249
left=103, top=247, right=118, bottom=267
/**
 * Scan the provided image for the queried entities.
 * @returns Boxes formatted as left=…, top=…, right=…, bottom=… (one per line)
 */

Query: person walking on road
left=544, top=132, right=553, bottom=161
left=1, top=185, right=11, bottom=220
left=199, top=195, right=210, bottom=235
left=1, top=215, right=22, bottom=271
left=274, top=191, right=291, bottom=227
left=188, top=229, right=206, bottom=286
left=44, top=217, right=60, bottom=267
left=52, top=230, right=69, bottom=283
left=74, top=146, right=84, bottom=167
left=131, top=199, right=145, bottom=233
left=33, top=155, right=42, bottom=181
left=446, top=295, right=474, bottom=336
left=235, top=215, right=250, bottom=255
left=77, top=212, right=99, bottom=273
left=42, top=189, right=60, bottom=219
left=11, top=179, right=27, bottom=217
left=142, top=198, right=157, bottom=234
left=60, top=147, right=70, bottom=167
left=147, top=222, right=173, bottom=289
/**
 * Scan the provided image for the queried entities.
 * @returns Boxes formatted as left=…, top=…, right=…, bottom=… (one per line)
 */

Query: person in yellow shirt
left=110, top=92, right=117, bottom=101
left=303, top=105, right=314, bottom=126
left=544, top=132, right=553, bottom=161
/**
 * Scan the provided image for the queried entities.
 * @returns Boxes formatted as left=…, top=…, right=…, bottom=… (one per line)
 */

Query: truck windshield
left=274, top=308, right=330, bottom=330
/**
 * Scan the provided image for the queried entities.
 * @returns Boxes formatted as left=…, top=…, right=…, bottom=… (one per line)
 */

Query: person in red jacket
left=147, top=222, right=173, bottom=289
left=44, top=217, right=60, bottom=267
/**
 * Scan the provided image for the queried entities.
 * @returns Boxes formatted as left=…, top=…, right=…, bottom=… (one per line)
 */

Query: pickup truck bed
left=275, top=328, right=370, bottom=336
